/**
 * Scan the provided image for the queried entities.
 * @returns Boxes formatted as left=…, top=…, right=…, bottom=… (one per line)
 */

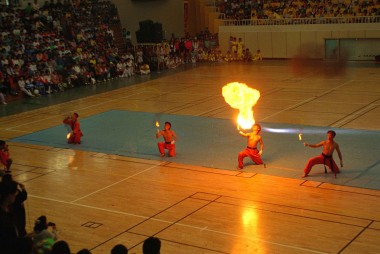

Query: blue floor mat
left=11, top=110, right=380, bottom=190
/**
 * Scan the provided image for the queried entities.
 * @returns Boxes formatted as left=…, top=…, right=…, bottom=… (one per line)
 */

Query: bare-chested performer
left=156, top=121, right=177, bottom=157
left=302, top=130, right=343, bottom=177
left=237, top=123, right=265, bottom=169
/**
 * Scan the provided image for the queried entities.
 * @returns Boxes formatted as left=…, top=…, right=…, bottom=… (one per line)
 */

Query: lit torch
left=155, top=121, right=160, bottom=134
left=298, top=133, right=303, bottom=141
left=67, top=132, right=71, bottom=140
left=222, top=82, right=261, bottom=130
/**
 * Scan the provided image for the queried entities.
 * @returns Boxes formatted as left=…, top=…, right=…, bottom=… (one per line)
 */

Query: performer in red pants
left=237, top=123, right=265, bottom=169
left=303, top=130, right=343, bottom=177
left=156, top=122, right=177, bottom=157
left=63, top=113, right=83, bottom=144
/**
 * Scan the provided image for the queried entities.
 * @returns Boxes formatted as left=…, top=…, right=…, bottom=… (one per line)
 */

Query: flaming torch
left=63, top=115, right=73, bottom=141
left=155, top=121, right=160, bottom=134
left=222, top=82, right=261, bottom=130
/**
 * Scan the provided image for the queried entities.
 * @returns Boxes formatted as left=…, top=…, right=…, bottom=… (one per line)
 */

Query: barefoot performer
left=303, top=130, right=343, bottom=177
left=156, top=121, right=177, bottom=157
left=237, top=123, right=265, bottom=169
left=63, top=113, right=83, bottom=144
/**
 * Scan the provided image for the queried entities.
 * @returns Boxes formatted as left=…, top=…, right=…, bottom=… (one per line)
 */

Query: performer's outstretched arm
left=304, top=141, right=324, bottom=148
left=239, top=131, right=249, bottom=137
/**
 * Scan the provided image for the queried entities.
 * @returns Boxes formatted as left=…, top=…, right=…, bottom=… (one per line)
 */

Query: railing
left=204, top=0, right=216, bottom=7
left=221, top=16, right=380, bottom=26
left=204, top=0, right=220, bottom=12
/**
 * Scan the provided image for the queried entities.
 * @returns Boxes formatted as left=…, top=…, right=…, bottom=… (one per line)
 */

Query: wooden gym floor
left=1, top=61, right=380, bottom=254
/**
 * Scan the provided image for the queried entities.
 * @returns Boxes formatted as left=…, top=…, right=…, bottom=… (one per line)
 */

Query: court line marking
left=338, top=221, right=375, bottom=254
left=0, top=82, right=265, bottom=123
left=260, top=80, right=353, bottom=121
left=187, top=226, right=330, bottom=254
left=4, top=90, right=148, bottom=130
left=133, top=194, right=333, bottom=254
left=130, top=194, right=332, bottom=254
left=260, top=96, right=317, bottom=121
left=330, top=100, right=380, bottom=128
left=29, top=188, right=371, bottom=254
left=71, top=164, right=159, bottom=203
left=126, top=232, right=229, bottom=254
left=4, top=84, right=221, bottom=131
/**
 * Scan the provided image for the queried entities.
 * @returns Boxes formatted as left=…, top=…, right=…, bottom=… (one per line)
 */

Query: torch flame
left=67, top=133, right=71, bottom=139
left=222, top=82, right=260, bottom=130
left=298, top=133, right=303, bottom=141
left=155, top=121, right=160, bottom=128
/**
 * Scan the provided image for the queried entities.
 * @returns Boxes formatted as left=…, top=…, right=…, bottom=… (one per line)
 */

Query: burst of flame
left=67, top=133, right=71, bottom=139
left=155, top=121, right=160, bottom=128
left=222, top=82, right=260, bottom=130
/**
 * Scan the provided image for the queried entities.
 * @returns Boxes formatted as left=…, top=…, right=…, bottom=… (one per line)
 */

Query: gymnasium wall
left=112, top=0, right=184, bottom=43
left=219, top=23, right=380, bottom=59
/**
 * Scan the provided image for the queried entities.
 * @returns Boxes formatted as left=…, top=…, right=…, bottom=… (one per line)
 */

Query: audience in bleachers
left=0, top=0, right=224, bottom=104
left=0, top=0, right=136, bottom=102
left=217, top=0, right=380, bottom=21
left=0, top=0, right=232, bottom=105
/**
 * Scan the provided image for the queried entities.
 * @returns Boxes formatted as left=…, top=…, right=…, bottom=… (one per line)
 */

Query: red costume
left=238, top=147, right=263, bottom=169
left=158, top=142, right=175, bottom=157
left=304, top=153, right=340, bottom=175
left=63, top=116, right=83, bottom=144
left=0, top=141, right=12, bottom=172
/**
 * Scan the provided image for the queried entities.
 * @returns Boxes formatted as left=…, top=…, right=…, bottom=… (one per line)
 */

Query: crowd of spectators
left=217, top=0, right=380, bottom=21
left=0, top=0, right=138, bottom=103
left=147, top=32, right=262, bottom=66
left=137, top=29, right=219, bottom=71
left=0, top=0, right=226, bottom=105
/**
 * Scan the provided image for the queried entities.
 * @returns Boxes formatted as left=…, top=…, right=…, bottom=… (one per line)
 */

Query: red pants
left=0, top=151, right=12, bottom=171
left=158, top=142, right=175, bottom=157
left=304, top=153, right=340, bottom=175
left=68, top=132, right=83, bottom=144
left=238, top=147, right=263, bottom=169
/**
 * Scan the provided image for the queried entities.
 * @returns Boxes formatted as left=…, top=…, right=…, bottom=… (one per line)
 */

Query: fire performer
left=302, top=130, right=343, bottom=178
left=63, top=113, right=83, bottom=144
left=237, top=123, right=265, bottom=169
left=156, top=121, right=177, bottom=157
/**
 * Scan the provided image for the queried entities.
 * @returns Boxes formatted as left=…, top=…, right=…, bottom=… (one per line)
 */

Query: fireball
left=222, top=82, right=260, bottom=130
